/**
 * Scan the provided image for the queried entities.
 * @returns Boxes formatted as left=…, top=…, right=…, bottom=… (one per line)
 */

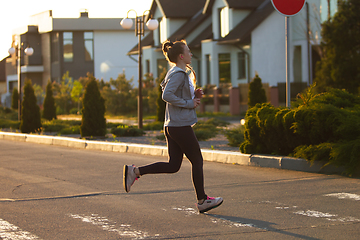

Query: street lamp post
left=120, top=10, right=158, bottom=129
left=8, top=39, right=34, bottom=121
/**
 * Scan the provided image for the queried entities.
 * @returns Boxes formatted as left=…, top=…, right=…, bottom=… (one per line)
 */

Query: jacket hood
left=160, top=66, right=187, bottom=91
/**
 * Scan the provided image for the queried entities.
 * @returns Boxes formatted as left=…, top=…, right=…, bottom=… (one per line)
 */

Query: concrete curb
left=0, top=131, right=343, bottom=174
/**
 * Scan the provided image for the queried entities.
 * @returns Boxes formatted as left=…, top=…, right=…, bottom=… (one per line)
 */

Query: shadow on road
left=205, top=213, right=321, bottom=240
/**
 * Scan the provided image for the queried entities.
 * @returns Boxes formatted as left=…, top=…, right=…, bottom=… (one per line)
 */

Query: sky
left=0, top=0, right=153, bottom=60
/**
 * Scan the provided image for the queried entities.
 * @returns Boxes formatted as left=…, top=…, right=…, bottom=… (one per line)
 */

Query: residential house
left=2, top=10, right=141, bottom=107
left=128, top=0, right=337, bottom=112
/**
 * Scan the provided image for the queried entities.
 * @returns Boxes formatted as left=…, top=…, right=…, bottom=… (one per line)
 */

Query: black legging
left=138, top=126, right=206, bottom=200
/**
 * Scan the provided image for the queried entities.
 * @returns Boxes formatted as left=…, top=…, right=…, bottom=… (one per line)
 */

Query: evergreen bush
left=248, top=74, right=267, bottom=108
left=80, top=74, right=106, bottom=137
left=20, top=80, right=42, bottom=133
left=156, top=69, right=167, bottom=122
left=43, top=81, right=57, bottom=120
left=11, top=88, right=18, bottom=110
left=143, top=121, right=164, bottom=131
left=240, top=87, right=360, bottom=175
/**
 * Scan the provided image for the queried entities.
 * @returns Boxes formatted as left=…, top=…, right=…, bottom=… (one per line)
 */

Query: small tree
left=81, top=74, right=106, bottom=137
left=11, top=87, right=18, bottom=110
left=71, top=80, right=83, bottom=114
left=43, top=81, right=57, bottom=120
left=314, top=0, right=360, bottom=94
left=20, top=79, right=42, bottom=133
left=248, top=74, right=267, bottom=108
left=156, top=69, right=167, bottom=122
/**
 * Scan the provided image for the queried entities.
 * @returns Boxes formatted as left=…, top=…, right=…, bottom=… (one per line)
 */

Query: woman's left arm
left=162, top=72, right=194, bottom=109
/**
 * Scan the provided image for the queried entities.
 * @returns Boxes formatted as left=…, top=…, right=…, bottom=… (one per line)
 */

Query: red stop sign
left=271, top=0, right=306, bottom=16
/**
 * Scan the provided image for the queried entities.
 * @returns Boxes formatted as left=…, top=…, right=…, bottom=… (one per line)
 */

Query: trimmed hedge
left=240, top=88, right=360, bottom=176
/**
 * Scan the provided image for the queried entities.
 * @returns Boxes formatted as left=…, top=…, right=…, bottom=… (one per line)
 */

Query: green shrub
left=193, top=122, right=218, bottom=141
left=81, top=74, right=106, bottom=137
left=69, top=108, right=80, bottom=115
left=241, top=87, right=360, bottom=176
left=156, top=69, right=166, bottom=122
left=143, top=121, right=164, bottom=130
left=59, top=125, right=81, bottom=134
left=106, top=122, right=125, bottom=129
left=224, top=126, right=245, bottom=147
left=111, top=125, right=145, bottom=137
left=194, top=129, right=217, bottom=141
left=156, top=133, right=165, bottom=141
left=43, top=81, right=57, bottom=120
left=248, top=74, right=267, bottom=108
left=42, top=121, right=67, bottom=132
left=11, top=88, right=18, bottom=110
left=0, top=119, right=20, bottom=129
left=20, top=80, right=42, bottom=133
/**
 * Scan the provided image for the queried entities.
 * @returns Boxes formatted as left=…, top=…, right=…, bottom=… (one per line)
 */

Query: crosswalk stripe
left=324, top=192, right=360, bottom=201
left=0, top=218, right=41, bottom=240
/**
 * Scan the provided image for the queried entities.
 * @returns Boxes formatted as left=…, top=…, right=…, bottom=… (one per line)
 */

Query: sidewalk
left=0, top=131, right=343, bottom=174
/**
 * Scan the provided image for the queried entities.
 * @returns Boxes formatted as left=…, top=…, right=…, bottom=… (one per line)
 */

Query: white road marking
left=172, top=206, right=199, bottom=216
left=0, top=218, right=41, bottom=240
left=68, top=213, right=157, bottom=239
left=293, top=210, right=360, bottom=222
left=172, top=206, right=263, bottom=229
left=324, top=192, right=360, bottom=201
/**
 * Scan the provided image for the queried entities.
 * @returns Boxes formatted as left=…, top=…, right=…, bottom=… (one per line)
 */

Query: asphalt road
left=0, top=139, right=359, bottom=240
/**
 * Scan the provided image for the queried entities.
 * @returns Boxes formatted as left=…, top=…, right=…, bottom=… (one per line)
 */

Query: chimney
left=80, top=11, right=88, bottom=18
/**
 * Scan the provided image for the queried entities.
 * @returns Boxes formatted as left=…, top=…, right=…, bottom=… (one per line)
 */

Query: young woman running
left=123, top=40, right=223, bottom=213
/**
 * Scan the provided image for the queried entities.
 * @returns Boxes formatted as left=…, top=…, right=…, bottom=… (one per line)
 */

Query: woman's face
left=180, top=45, right=192, bottom=64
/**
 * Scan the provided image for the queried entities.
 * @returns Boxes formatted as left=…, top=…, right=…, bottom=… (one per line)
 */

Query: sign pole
left=285, top=16, right=290, bottom=108
left=271, top=0, right=306, bottom=108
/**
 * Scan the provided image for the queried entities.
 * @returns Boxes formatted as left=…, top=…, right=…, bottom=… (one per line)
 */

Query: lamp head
left=120, top=18, right=133, bottom=29
left=24, top=47, right=34, bottom=56
left=8, top=47, right=16, bottom=55
left=146, top=19, right=159, bottom=30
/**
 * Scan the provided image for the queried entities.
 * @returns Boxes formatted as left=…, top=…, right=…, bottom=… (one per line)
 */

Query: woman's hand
left=193, top=98, right=201, bottom=108
left=195, top=88, right=204, bottom=99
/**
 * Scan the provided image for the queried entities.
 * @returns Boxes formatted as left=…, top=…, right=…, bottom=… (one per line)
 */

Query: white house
left=129, top=0, right=338, bottom=104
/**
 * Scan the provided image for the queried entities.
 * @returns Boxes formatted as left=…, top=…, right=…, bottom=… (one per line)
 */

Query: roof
left=167, top=10, right=210, bottom=43
left=203, top=0, right=266, bottom=13
left=129, top=1, right=210, bottom=55
left=226, top=0, right=267, bottom=9
left=188, top=24, right=213, bottom=49
left=127, top=32, right=154, bottom=55
left=150, top=0, right=207, bottom=18
left=218, top=0, right=274, bottom=45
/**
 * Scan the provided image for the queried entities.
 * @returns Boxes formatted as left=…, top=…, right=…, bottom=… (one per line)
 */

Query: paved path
left=1, top=140, right=360, bottom=239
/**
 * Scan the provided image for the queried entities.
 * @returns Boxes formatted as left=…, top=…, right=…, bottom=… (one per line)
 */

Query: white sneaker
left=123, top=165, right=138, bottom=193
left=197, top=196, right=223, bottom=213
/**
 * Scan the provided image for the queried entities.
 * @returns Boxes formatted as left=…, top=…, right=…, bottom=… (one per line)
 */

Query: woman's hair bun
left=162, top=41, right=174, bottom=53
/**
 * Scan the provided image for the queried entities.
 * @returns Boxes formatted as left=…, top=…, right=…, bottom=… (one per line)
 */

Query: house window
left=220, top=7, right=229, bottom=38
left=217, top=8, right=222, bottom=39
left=205, top=54, right=211, bottom=85
left=237, top=52, right=246, bottom=79
left=63, top=32, right=73, bottom=62
left=84, top=32, right=94, bottom=61
left=51, top=32, right=59, bottom=62
left=218, top=53, right=231, bottom=84
left=157, top=59, right=168, bottom=77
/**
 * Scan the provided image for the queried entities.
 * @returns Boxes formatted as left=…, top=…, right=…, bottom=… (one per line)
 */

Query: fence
left=199, top=82, right=308, bottom=115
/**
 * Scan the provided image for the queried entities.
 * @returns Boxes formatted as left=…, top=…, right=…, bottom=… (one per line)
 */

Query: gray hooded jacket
left=160, top=66, right=197, bottom=127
